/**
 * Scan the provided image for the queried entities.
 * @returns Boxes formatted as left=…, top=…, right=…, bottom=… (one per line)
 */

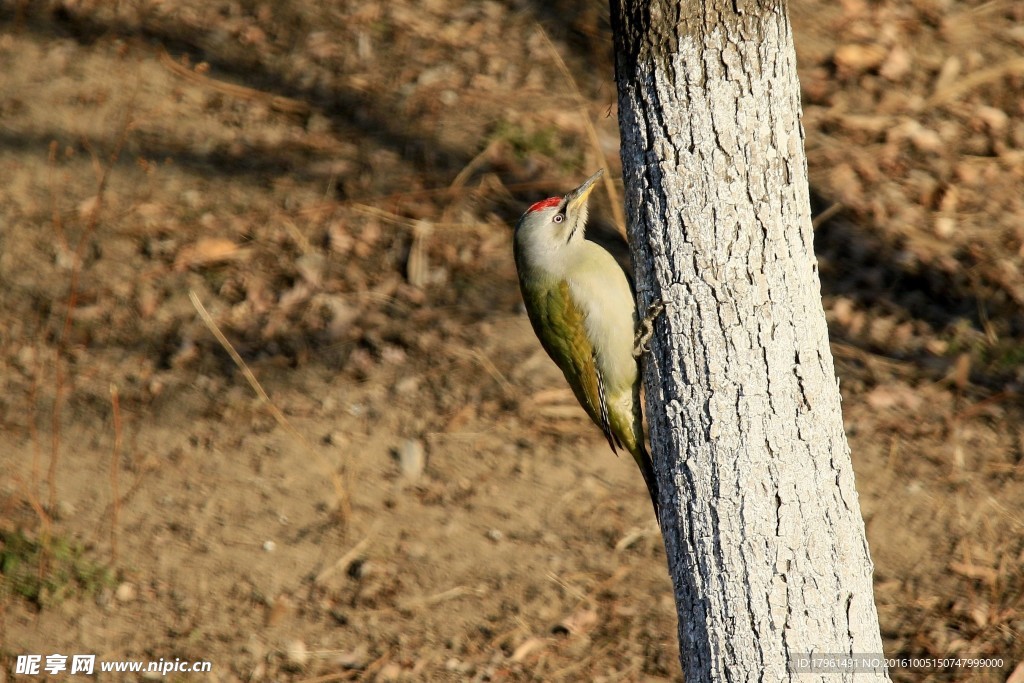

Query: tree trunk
left=610, top=1, right=890, bottom=680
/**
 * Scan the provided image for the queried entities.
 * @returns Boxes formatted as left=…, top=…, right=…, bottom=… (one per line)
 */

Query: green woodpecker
left=513, top=169, right=658, bottom=514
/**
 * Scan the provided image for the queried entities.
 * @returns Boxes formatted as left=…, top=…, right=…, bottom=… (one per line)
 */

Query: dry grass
left=189, top=290, right=352, bottom=522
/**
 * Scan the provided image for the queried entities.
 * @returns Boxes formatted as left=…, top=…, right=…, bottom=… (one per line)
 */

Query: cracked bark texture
left=610, top=1, right=889, bottom=680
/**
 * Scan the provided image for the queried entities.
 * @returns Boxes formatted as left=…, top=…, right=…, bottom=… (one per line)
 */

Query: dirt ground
left=2, top=1, right=1024, bottom=681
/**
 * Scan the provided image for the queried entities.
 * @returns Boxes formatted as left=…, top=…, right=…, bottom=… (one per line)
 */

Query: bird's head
left=514, top=169, right=604, bottom=249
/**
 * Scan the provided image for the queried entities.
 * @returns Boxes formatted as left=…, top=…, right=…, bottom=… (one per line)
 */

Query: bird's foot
left=633, top=298, right=665, bottom=358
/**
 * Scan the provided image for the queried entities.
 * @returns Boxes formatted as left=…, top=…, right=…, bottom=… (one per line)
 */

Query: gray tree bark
left=610, top=1, right=890, bottom=681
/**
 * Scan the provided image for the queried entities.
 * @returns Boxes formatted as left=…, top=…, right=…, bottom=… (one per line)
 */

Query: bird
left=512, top=169, right=658, bottom=517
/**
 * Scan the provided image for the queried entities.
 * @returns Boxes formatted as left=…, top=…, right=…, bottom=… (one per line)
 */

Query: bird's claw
left=633, top=299, right=665, bottom=358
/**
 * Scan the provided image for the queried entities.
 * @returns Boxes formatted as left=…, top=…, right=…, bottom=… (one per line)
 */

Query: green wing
left=519, top=275, right=660, bottom=516
left=525, top=280, right=620, bottom=452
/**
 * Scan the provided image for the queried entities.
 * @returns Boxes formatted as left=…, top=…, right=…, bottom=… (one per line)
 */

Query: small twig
left=47, top=141, right=67, bottom=251
left=109, top=383, right=122, bottom=566
left=450, top=348, right=515, bottom=397
left=294, top=671, right=357, bottom=683
left=538, top=27, right=625, bottom=235
left=830, top=341, right=915, bottom=381
left=158, top=49, right=310, bottom=115
left=280, top=216, right=314, bottom=255
left=950, top=389, right=1016, bottom=424
left=26, top=341, right=50, bottom=532
left=398, top=585, right=477, bottom=611
left=349, top=203, right=479, bottom=232
left=50, top=102, right=135, bottom=516
left=614, top=525, right=659, bottom=552
left=189, top=292, right=275, bottom=405
left=188, top=290, right=352, bottom=523
left=811, top=201, right=844, bottom=229
left=48, top=361, right=62, bottom=515
left=449, top=141, right=495, bottom=192
left=360, top=653, right=392, bottom=681
left=315, top=532, right=374, bottom=584
left=545, top=571, right=591, bottom=605
left=10, top=473, right=51, bottom=531
left=928, top=57, right=1024, bottom=107
left=546, top=641, right=614, bottom=681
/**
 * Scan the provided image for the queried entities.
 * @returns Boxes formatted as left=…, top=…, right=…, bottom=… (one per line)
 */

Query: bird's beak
left=563, top=169, right=604, bottom=216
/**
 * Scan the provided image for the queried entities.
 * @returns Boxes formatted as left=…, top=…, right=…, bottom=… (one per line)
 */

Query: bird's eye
left=553, top=213, right=564, bottom=223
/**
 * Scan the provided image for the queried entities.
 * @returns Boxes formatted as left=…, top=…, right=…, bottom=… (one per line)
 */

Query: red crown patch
left=527, top=196, right=561, bottom=213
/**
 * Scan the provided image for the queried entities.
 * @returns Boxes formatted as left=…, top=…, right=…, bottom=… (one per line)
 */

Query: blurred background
left=1, top=1, right=1023, bottom=681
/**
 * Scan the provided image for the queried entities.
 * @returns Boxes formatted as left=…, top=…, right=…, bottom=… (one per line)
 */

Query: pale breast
left=566, top=242, right=638, bottom=392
